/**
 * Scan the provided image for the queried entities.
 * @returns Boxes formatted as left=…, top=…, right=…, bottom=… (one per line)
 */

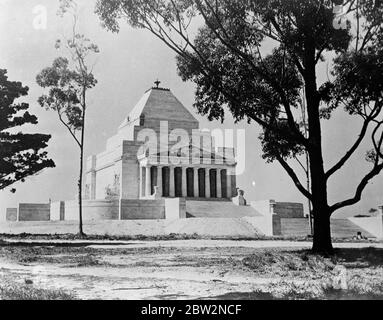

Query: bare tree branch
left=56, top=109, right=81, bottom=148
left=325, top=116, right=370, bottom=179
left=330, top=161, right=383, bottom=213
left=276, top=155, right=312, bottom=200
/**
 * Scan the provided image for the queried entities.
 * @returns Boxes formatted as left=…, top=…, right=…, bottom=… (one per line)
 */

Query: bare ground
left=0, top=240, right=382, bottom=300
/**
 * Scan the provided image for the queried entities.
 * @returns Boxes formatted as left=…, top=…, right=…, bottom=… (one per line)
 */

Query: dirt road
left=0, top=240, right=382, bottom=299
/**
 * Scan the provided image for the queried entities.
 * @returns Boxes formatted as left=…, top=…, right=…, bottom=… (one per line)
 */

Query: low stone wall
left=64, top=200, right=119, bottom=221
left=7, top=198, right=187, bottom=222
left=6, top=208, right=17, bottom=221
left=18, top=203, right=50, bottom=221
left=274, top=202, right=304, bottom=218
left=120, top=199, right=165, bottom=220
left=63, top=198, right=185, bottom=221
left=272, top=215, right=282, bottom=235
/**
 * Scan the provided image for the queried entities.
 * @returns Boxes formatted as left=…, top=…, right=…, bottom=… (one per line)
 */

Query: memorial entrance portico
left=138, top=153, right=236, bottom=199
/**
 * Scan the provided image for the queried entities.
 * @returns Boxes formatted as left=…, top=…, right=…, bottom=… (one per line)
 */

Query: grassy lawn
left=239, top=247, right=383, bottom=299
left=0, top=276, right=76, bottom=300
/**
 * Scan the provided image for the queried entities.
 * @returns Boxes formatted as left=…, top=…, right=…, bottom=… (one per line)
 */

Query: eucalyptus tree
left=37, top=1, right=99, bottom=236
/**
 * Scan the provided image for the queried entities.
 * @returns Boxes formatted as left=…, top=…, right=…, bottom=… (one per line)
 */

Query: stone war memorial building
left=5, top=82, right=383, bottom=240
left=85, top=82, right=237, bottom=203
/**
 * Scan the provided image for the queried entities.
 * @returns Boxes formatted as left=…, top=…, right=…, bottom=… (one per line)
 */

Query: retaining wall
left=18, top=203, right=50, bottom=221
left=64, top=200, right=119, bottom=221
left=120, top=199, right=165, bottom=219
left=62, top=198, right=185, bottom=221
left=274, top=202, right=304, bottom=218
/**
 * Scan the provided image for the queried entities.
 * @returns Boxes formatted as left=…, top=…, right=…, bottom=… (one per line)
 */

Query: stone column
left=169, top=166, right=175, bottom=197
left=145, top=166, right=151, bottom=197
left=217, top=169, right=222, bottom=198
left=157, top=166, right=162, bottom=197
left=205, top=168, right=210, bottom=198
left=227, top=168, right=232, bottom=199
left=182, top=167, right=187, bottom=197
left=193, top=168, right=199, bottom=198
left=139, top=165, right=143, bottom=198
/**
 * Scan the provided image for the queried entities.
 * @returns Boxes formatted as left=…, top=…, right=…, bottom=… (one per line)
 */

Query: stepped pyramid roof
left=120, top=84, right=198, bottom=128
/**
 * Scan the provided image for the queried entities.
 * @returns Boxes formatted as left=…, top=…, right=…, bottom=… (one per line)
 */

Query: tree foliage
left=0, top=69, right=55, bottom=192
left=36, top=55, right=97, bottom=146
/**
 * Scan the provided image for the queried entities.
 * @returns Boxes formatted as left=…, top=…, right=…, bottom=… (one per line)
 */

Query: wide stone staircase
left=185, top=200, right=262, bottom=218
left=331, top=218, right=374, bottom=238
left=280, top=217, right=375, bottom=238
left=280, top=218, right=311, bottom=237
left=165, top=217, right=264, bottom=237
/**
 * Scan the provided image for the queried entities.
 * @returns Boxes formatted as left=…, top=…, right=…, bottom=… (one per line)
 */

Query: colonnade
left=139, top=165, right=233, bottom=199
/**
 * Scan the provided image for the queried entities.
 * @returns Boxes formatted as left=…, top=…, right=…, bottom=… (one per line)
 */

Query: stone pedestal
left=152, top=185, right=162, bottom=199
left=232, top=189, right=247, bottom=206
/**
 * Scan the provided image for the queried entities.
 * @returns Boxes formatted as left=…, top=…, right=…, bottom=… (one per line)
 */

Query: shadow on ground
left=203, top=289, right=383, bottom=300
left=333, top=247, right=383, bottom=267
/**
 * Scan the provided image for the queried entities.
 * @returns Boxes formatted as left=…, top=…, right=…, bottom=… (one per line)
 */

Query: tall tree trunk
left=309, top=150, right=333, bottom=254
left=312, top=202, right=332, bottom=254
left=304, top=42, right=333, bottom=254
left=77, top=90, right=86, bottom=237
left=78, top=136, right=84, bottom=236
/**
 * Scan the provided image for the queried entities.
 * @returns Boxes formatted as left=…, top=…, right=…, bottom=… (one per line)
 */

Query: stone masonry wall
left=120, top=199, right=165, bottom=220
left=64, top=200, right=119, bottom=221
left=18, top=203, right=50, bottom=221
left=274, top=202, right=304, bottom=218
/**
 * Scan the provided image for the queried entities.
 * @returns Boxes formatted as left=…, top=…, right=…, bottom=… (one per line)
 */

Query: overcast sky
left=1, top=0, right=382, bottom=220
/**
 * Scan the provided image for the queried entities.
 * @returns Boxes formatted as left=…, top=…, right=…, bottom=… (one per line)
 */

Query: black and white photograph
left=0, top=0, right=383, bottom=306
